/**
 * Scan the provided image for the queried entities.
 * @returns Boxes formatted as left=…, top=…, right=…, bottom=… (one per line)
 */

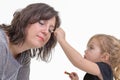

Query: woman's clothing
left=0, top=29, right=31, bottom=80
left=83, top=62, right=113, bottom=80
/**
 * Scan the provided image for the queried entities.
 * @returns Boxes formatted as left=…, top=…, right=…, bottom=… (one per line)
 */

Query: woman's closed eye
left=39, top=20, right=45, bottom=25
left=49, top=27, right=54, bottom=33
left=38, top=20, right=55, bottom=34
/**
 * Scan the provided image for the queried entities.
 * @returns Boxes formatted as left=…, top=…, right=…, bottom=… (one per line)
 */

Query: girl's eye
left=89, top=45, right=95, bottom=50
left=87, top=45, right=94, bottom=50
left=89, top=46, right=93, bottom=49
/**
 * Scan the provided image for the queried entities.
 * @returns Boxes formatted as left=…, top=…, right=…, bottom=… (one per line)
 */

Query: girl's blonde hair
left=88, top=34, right=120, bottom=80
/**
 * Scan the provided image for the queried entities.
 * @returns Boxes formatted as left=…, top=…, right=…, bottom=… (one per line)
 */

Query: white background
left=0, top=0, right=120, bottom=80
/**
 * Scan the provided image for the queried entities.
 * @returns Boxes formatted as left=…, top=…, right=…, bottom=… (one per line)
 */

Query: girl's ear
left=101, top=52, right=110, bottom=61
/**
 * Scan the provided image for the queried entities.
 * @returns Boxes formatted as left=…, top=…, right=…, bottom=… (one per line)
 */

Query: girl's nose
left=84, top=50, right=87, bottom=54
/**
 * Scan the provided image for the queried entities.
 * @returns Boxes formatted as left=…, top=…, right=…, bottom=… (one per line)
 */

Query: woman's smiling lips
left=37, top=35, right=44, bottom=41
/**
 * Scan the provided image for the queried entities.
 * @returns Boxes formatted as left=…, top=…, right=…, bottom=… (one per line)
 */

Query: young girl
left=54, top=28, right=120, bottom=80
left=0, top=3, right=60, bottom=80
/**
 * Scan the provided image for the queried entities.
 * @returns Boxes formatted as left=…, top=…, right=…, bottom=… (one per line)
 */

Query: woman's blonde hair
left=88, top=34, right=120, bottom=80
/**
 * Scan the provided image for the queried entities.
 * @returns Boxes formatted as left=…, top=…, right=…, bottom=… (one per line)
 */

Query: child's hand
left=64, top=71, right=79, bottom=80
left=54, top=28, right=66, bottom=42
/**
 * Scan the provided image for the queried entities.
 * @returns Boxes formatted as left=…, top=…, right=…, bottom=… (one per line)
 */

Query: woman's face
left=84, top=38, right=103, bottom=62
left=25, top=16, right=56, bottom=48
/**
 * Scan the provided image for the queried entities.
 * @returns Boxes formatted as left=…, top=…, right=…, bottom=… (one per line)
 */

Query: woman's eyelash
left=39, top=20, right=45, bottom=25
left=38, top=20, right=55, bottom=34
left=49, top=29, right=54, bottom=33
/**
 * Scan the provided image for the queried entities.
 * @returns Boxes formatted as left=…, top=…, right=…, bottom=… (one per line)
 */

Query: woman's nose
left=42, top=26, right=50, bottom=34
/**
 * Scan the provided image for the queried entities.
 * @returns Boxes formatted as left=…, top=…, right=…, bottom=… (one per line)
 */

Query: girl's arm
left=54, top=28, right=102, bottom=78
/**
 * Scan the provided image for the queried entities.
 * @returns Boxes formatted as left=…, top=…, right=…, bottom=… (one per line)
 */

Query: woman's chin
left=32, top=43, right=43, bottom=48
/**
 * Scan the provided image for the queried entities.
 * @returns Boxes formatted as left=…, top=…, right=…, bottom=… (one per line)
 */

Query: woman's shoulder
left=0, top=29, right=9, bottom=63
left=0, top=29, right=6, bottom=40
left=0, top=29, right=8, bottom=44
left=0, top=28, right=8, bottom=55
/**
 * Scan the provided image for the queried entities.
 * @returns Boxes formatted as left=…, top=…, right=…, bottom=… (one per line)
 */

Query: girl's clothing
left=83, top=62, right=113, bottom=80
left=0, top=29, right=31, bottom=80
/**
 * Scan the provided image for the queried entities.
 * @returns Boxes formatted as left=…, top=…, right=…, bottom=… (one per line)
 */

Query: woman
left=0, top=3, right=60, bottom=80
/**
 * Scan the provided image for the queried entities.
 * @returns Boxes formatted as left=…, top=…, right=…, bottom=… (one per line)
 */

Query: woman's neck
left=5, top=32, right=30, bottom=58
left=7, top=38, right=28, bottom=58
left=9, top=43, right=26, bottom=58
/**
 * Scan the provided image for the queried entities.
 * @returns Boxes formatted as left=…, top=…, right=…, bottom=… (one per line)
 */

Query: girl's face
left=84, top=38, right=103, bottom=62
left=25, top=17, right=56, bottom=48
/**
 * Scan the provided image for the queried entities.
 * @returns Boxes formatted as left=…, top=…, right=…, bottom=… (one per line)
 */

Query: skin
left=8, top=17, right=56, bottom=58
left=54, top=28, right=110, bottom=80
left=25, top=17, right=56, bottom=48
left=84, top=38, right=103, bottom=62
left=69, top=72, right=79, bottom=80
